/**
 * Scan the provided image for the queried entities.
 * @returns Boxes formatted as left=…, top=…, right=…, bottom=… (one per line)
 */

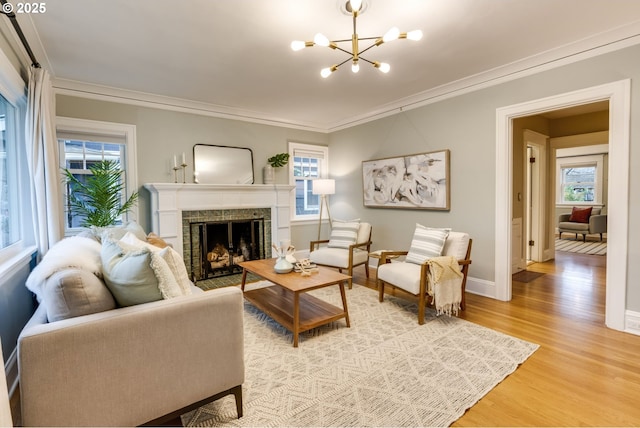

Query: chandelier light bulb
left=382, top=27, right=400, bottom=43
left=321, top=65, right=338, bottom=78
left=351, top=60, right=360, bottom=73
left=374, top=62, right=391, bottom=73
left=406, top=30, right=423, bottom=41
left=314, top=33, right=330, bottom=47
left=291, top=40, right=306, bottom=51
left=349, top=0, right=363, bottom=13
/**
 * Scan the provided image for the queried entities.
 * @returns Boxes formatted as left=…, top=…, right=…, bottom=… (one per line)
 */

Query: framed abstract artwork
left=362, top=149, right=450, bottom=210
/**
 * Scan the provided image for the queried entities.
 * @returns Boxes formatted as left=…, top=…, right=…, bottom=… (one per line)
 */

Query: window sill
left=0, top=245, right=37, bottom=279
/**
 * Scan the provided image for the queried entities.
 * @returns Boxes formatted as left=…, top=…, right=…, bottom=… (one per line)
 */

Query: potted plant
left=264, top=153, right=289, bottom=184
left=63, top=159, right=139, bottom=227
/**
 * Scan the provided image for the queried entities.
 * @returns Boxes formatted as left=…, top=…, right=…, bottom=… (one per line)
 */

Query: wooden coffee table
left=239, top=258, right=351, bottom=347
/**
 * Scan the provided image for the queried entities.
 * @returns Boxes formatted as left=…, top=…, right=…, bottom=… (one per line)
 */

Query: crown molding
left=327, top=20, right=640, bottom=132
left=52, top=19, right=640, bottom=134
left=52, top=79, right=331, bottom=133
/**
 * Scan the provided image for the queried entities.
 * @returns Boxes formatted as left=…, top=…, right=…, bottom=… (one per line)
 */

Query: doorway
left=495, top=80, right=630, bottom=332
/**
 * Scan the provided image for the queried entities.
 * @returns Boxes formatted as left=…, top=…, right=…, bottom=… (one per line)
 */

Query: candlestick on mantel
left=180, top=153, right=188, bottom=184
left=172, top=155, right=179, bottom=183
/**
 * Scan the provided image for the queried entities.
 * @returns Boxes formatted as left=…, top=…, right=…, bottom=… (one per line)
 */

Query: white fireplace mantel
left=144, top=183, right=294, bottom=258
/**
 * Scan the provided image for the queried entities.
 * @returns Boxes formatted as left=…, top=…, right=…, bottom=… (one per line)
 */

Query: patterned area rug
left=182, top=283, right=538, bottom=427
left=555, top=238, right=607, bottom=255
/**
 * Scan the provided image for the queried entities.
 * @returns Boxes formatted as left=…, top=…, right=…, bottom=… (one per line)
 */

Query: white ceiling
left=17, top=0, right=640, bottom=131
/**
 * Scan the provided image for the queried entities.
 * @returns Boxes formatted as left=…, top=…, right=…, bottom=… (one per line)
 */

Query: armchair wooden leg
left=378, top=280, right=385, bottom=302
left=418, top=293, right=426, bottom=325
left=364, top=263, right=370, bottom=278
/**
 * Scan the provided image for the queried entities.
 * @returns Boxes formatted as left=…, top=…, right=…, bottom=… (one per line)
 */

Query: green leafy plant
left=63, top=160, right=139, bottom=227
left=267, top=153, right=290, bottom=168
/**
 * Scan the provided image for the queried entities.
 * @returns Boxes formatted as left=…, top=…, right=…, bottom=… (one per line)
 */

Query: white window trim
left=288, top=142, right=329, bottom=222
left=0, top=45, right=28, bottom=265
left=56, top=117, right=138, bottom=231
left=556, top=152, right=605, bottom=206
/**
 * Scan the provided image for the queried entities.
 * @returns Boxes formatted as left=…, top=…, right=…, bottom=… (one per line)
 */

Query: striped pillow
left=327, top=219, right=360, bottom=249
left=405, top=224, right=451, bottom=265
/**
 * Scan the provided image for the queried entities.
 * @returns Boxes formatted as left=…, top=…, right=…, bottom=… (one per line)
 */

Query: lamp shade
left=312, top=179, right=335, bottom=195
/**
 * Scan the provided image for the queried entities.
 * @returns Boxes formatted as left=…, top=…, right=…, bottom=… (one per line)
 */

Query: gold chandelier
left=291, top=0, right=423, bottom=78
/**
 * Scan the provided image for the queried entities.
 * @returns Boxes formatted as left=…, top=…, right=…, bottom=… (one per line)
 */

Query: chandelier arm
left=358, top=56, right=375, bottom=65
left=357, top=42, right=379, bottom=56
left=333, top=46, right=354, bottom=56
left=336, top=57, right=353, bottom=68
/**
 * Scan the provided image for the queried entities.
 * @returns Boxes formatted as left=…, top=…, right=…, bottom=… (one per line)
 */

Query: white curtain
left=25, top=66, right=63, bottom=257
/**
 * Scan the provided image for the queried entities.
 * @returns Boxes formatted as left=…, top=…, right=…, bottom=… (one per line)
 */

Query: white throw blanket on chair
left=426, top=256, right=463, bottom=316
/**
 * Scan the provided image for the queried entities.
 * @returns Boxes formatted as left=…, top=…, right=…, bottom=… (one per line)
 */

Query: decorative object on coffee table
left=272, top=241, right=295, bottom=273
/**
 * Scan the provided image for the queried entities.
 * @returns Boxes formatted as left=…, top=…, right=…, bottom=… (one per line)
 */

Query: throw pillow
left=405, top=224, right=450, bottom=265
left=96, top=221, right=148, bottom=243
left=25, top=235, right=103, bottom=303
left=42, top=269, right=116, bottom=322
left=120, top=232, right=191, bottom=297
left=147, top=232, right=169, bottom=248
left=101, top=238, right=163, bottom=307
left=327, top=219, right=360, bottom=249
left=569, top=206, right=592, bottom=223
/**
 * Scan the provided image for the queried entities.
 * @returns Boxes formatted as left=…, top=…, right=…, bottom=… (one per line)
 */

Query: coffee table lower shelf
left=244, top=285, right=348, bottom=346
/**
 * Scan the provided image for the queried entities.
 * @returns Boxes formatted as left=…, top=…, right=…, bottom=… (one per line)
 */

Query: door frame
left=495, top=79, right=630, bottom=331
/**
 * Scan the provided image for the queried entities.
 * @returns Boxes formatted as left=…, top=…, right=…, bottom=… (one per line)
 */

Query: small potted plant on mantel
left=263, top=153, right=289, bottom=184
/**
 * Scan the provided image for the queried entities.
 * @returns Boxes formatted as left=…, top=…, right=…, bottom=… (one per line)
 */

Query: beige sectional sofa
left=18, top=223, right=245, bottom=426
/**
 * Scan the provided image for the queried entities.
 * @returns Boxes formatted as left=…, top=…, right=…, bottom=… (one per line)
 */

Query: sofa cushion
left=101, top=238, right=163, bottom=307
left=310, top=247, right=369, bottom=269
left=42, top=268, right=116, bottom=322
left=327, top=219, right=360, bottom=249
left=569, top=206, right=592, bottom=223
left=405, top=224, right=450, bottom=265
left=120, top=232, right=192, bottom=296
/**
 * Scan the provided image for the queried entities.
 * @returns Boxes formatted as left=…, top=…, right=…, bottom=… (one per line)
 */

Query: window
left=57, top=118, right=138, bottom=233
left=0, top=94, right=20, bottom=250
left=556, top=154, right=604, bottom=205
left=288, top=142, right=329, bottom=221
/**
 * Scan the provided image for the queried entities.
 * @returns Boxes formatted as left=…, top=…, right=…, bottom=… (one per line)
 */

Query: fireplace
left=191, top=218, right=265, bottom=281
left=144, top=183, right=294, bottom=285
left=182, top=207, right=271, bottom=282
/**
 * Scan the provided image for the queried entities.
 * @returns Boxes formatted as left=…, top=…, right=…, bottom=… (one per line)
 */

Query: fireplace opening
left=192, top=218, right=265, bottom=281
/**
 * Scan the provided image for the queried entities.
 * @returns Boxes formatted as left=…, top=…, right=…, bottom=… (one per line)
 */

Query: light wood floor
left=355, top=251, right=640, bottom=426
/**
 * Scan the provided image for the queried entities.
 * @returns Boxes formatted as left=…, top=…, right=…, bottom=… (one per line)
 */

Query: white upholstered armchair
left=309, top=221, right=372, bottom=289
left=377, top=228, right=472, bottom=324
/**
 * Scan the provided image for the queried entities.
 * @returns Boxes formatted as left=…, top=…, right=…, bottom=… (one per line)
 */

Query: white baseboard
left=465, top=277, right=497, bottom=299
left=624, top=310, right=640, bottom=336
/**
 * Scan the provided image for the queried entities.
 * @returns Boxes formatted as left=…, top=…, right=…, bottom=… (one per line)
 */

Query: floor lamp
left=312, top=179, right=335, bottom=241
